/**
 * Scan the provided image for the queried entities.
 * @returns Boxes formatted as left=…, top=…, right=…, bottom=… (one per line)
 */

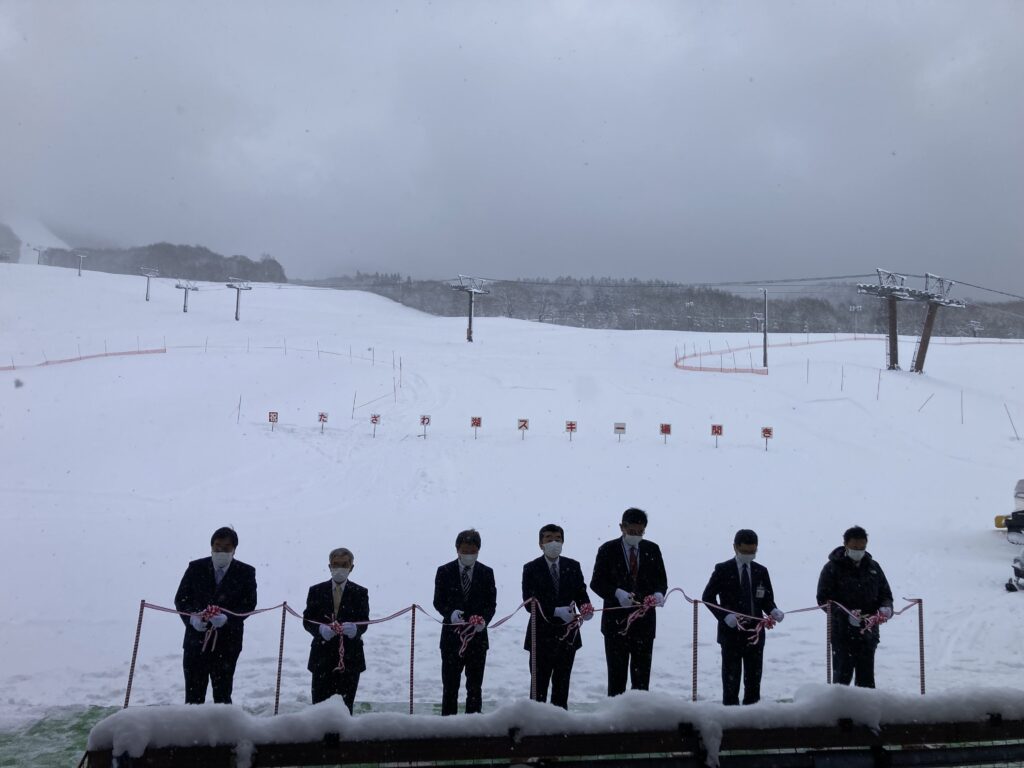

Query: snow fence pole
left=409, top=605, right=416, bottom=715
left=274, top=602, right=287, bottom=715
left=123, top=599, right=146, bottom=708
left=825, top=602, right=833, bottom=685
left=691, top=600, right=699, bottom=701
left=530, top=599, right=538, bottom=702
left=917, top=599, right=926, bottom=695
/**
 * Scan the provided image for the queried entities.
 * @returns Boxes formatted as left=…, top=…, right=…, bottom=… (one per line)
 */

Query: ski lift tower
left=449, top=275, right=490, bottom=342
left=226, top=277, right=253, bottom=321
left=140, top=267, right=159, bottom=301
left=909, top=273, right=965, bottom=373
left=175, top=281, right=199, bottom=313
left=857, top=269, right=913, bottom=370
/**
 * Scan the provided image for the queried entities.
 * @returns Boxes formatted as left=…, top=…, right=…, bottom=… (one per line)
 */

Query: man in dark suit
left=174, top=526, right=258, bottom=704
left=433, top=529, right=497, bottom=715
left=590, top=507, right=668, bottom=696
left=302, top=547, right=369, bottom=713
left=522, top=524, right=593, bottom=709
left=701, top=529, right=785, bottom=705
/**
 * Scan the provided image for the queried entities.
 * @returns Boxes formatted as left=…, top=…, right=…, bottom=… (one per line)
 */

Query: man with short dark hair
left=302, top=547, right=369, bottom=713
left=433, top=529, right=497, bottom=715
left=174, top=527, right=258, bottom=704
left=590, top=508, right=668, bottom=696
left=701, top=529, right=784, bottom=705
left=522, top=524, right=593, bottom=708
left=816, top=525, right=894, bottom=688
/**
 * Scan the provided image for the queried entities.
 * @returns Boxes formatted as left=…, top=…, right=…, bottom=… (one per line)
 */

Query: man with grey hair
left=302, top=547, right=369, bottom=712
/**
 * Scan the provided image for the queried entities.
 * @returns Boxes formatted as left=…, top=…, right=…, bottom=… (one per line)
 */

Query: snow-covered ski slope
left=2, top=262, right=1023, bottom=731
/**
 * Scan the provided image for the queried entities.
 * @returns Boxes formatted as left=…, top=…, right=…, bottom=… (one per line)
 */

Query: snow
left=1, top=262, right=1023, bottom=748
left=0, top=216, right=70, bottom=263
left=85, top=686, right=1024, bottom=766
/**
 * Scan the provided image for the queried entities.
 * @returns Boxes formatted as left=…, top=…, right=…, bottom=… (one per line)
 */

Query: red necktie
left=629, top=546, right=639, bottom=587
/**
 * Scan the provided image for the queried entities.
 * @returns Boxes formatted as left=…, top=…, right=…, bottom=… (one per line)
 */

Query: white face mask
left=211, top=551, right=233, bottom=569
left=330, top=567, right=350, bottom=584
left=622, top=534, right=643, bottom=548
left=458, top=553, right=478, bottom=568
left=543, top=541, right=563, bottom=559
left=846, top=548, right=866, bottom=562
left=735, top=552, right=756, bottom=565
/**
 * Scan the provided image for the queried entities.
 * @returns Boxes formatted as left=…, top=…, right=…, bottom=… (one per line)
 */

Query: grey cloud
left=0, top=1, right=1021, bottom=295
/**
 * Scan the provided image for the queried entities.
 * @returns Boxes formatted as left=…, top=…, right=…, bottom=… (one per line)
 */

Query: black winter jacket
left=816, top=546, right=893, bottom=640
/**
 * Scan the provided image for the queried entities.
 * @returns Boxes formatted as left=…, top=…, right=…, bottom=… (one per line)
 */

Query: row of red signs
left=270, top=411, right=774, bottom=439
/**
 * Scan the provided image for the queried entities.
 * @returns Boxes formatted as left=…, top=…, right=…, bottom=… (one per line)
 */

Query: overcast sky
left=1, top=1, right=1021, bottom=294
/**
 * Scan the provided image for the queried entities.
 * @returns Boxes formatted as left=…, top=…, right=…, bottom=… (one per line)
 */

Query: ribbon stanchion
left=409, top=605, right=416, bottom=715
left=691, top=600, right=698, bottom=702
left=916, top=598, right=926, bottom=695
left=529, top=600, right=538, bottom=702
left=273, top=603, right=287, bottom=715
left=123, top=599, right=146, bottom=709
left=826, top=602, right=833, bottom=685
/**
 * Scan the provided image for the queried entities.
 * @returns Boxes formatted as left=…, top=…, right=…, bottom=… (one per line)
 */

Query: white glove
left=341, top=622, right=358, bottom=638
left=724, top=614, right=738, bottom=629
left=190, top=615, right=209, bottom=632
left=473, top=620, right=486, bottom=633
left=209, top=613, right=228, bottom=629
left=770, top=608, right=784, bottom=623
left=553, top=606, right=573, bottom=623
left=615, top=588, right=634, bottom=607
left=653, top=592, right=665, bottom=607
left=879, top=607, right=893, bottom=619
left=450, top=610, right=464, bottom=624
left=319, top=624, right=336, bottom=641
left=848, top=612, right=862, bottom=627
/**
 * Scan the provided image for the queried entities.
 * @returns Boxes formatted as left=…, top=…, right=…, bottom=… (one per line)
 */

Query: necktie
left=215, top=567, right=225, bottom=586
left=461, top=566, right=471, bottom=599
left=741, top=564, right=753, bottom=615
left=550, top=560, right=559, bottom=593
left=629, top=547, right=639, bottom=588
left=333, top=583, right=342, bottom=616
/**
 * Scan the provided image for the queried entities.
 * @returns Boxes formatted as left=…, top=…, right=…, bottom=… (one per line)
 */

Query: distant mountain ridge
left=39, top=242, right=287, bottom=283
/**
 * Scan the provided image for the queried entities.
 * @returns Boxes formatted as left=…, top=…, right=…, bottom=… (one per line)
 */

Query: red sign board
left=420, top=415, right=431, bottom=426
left=762, top=427, right=773, bottom=439
left=518, top=419, right=530, bottom=431
left=660, top=423, right=671, bottom=436
left=370, top=414, right=380, bottom=424
left=565, top=420, right=577, bottom=432
left=318, top=412, right=328, bottom=423
left=711, top=424, right=723, bottom=436
left=268, top=412, right=278, bottom=423
left=471, top=416, right=482, bottom=428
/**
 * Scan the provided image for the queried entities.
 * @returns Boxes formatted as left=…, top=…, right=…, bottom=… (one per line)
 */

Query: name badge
left=755, top=585, right=766, bottom=599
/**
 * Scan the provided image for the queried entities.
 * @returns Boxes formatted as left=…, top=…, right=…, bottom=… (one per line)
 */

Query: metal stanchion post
left=274, top=603, right=287, bottom=715
left=123, top=600, right=147, bottom=708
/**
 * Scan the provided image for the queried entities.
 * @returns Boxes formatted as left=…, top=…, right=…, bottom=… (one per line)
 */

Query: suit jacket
left=174, top=557, right=258, bottom=653
left=590, top=538, right=668, bottom=639
left=302, top=579, right=369, bottom=674
left=521, top=555, right=591, bottom=651
left=701, top=559, right=778, bottom=646
left=433, top=560, right=497, bottom=652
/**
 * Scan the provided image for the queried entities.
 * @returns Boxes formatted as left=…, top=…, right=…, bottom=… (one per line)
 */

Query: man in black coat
left=522, top=524, right=593, bottom=709
left=816, top=525, right=894, bottom=688
left=174, top=526, right=258, bottom=704
left=589, top=507, right=668, bottom=696
left=302, top=547, right=369, bottom=713
left=433, top=528, right=497, bottom=715
left=701, top=529, right=785, bottom=705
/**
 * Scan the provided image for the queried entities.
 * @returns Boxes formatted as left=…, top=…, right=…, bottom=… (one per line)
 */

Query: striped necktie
left=549, top=560, right=559, bottom=593
left=461, top=566, right=471, bottom=599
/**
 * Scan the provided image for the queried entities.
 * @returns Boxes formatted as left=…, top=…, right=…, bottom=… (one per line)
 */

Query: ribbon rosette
left=859, top=610, right=889, bottom=635
left=328, top=621, right=347, bottom=673
left=619, top=594, right=659, bottom=635
left=457, top=614, right=485, bottom=656
left=559, top=602, right=594, bottom=643
left=199, top=605, right=222, bottom=652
